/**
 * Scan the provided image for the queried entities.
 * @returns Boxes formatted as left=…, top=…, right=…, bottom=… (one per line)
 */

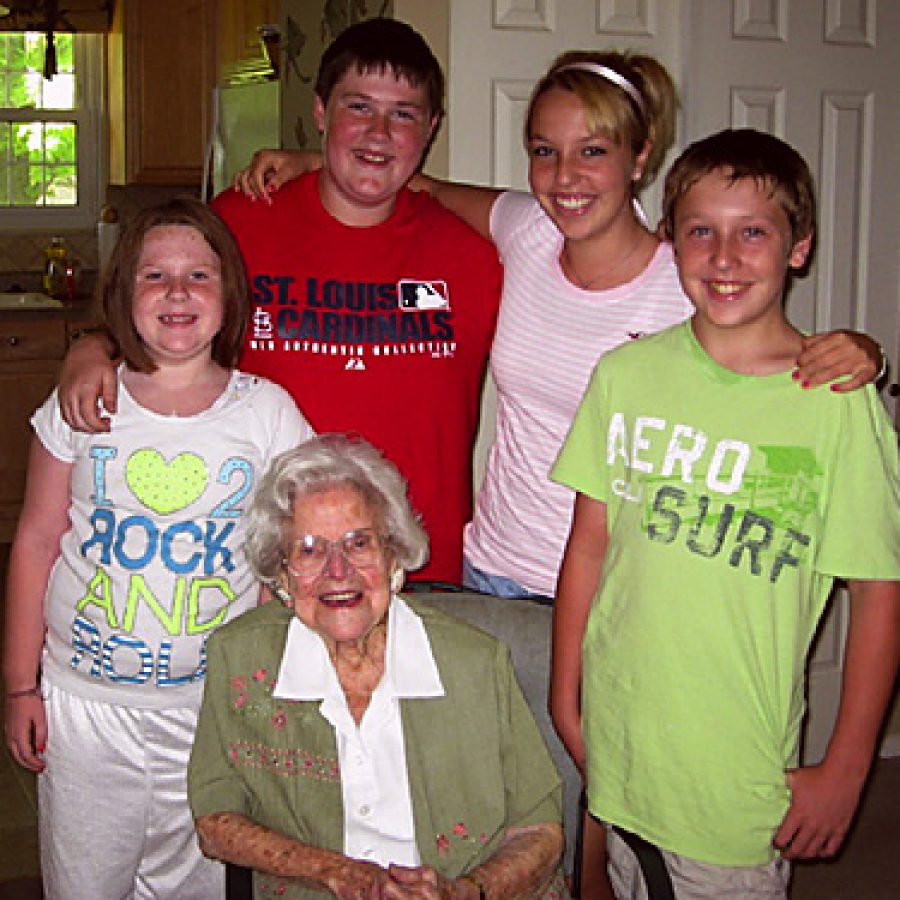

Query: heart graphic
left=125, top=449, right=208, bottom=515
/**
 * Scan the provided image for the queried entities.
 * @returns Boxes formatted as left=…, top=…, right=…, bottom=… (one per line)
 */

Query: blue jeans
left=462, top=557, right=550, bottom=601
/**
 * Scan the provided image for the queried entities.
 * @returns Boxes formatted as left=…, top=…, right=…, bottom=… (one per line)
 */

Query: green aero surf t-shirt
left=552, top=321, right=900, bottom=866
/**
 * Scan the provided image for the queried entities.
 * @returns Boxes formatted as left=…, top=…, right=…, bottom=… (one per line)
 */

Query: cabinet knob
left=7, top=335, right=20, bottom=346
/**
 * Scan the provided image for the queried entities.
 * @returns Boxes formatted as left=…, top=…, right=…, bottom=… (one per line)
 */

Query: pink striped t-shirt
left=463, top=190, right=693, bottom=595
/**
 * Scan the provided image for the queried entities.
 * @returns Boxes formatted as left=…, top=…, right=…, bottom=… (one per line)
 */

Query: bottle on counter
left=63, top=256, right=83, bottom=305
left=43, top=236, right=69, bottom=300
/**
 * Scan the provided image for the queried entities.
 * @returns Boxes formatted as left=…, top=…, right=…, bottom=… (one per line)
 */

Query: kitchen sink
left=0, top=291, right=64, bottom=309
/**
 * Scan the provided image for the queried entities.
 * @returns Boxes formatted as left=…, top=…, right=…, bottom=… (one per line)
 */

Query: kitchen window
left=0, top=31, right=102, bottom=230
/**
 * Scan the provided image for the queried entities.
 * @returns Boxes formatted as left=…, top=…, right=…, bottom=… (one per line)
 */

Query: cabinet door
left=0, top=370, right=59, bottom=538
left=0, top=320, right=66, bottom=541
left=217, top=0, right=280, bottom=82
left=109, top=0, right=216, bottom=185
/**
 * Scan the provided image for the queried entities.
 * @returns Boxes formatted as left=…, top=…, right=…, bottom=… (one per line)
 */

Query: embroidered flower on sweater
left=228, top=740, right=340, bottom=783
left=436, top=822, right=488, bottom=856
left=259, top=875, right=289, bottom=896
left=230, top=669, right=277, bottom=715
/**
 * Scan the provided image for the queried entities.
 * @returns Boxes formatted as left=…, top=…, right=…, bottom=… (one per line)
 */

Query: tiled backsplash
left=0, top=183, right=203, bottom=287
left=0, top=230, right=100, bottom=281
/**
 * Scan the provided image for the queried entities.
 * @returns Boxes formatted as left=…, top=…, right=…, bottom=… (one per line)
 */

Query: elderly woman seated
left=188, top=434, right=566, bottom=898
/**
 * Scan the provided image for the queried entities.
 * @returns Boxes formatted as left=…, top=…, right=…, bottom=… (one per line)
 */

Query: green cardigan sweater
left=188, top=598, right=565, bottom=899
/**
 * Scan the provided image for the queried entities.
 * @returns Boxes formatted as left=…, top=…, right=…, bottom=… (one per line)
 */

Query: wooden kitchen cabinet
left=108, top=0, right=216, bottom=185
left=0, top=316, right=98, bottom=542
left=0, top=318, right=67, bottom=542
left=216, top=0, right=280, bottom=83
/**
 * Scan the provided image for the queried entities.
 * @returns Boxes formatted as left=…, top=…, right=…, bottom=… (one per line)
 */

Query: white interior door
left=447, top=0, right=900, bottom=761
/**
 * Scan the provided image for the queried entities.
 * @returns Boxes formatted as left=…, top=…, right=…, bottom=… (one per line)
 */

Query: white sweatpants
left=38, top=682, right=225, bottom=900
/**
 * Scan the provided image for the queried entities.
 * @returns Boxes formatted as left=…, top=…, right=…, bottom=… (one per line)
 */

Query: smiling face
left=526, top=87, right=649, bottom=243
left=132, top=225, right=224, bottom=368
left=671, top=169, right=812, bottom=333
left=314, top=68, right=437, bottom=227
left=282, top=483, right=394, bottom=650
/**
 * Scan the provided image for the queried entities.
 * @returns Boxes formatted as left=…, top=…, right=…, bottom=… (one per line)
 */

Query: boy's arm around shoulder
left=409, top=171, right=500, bottom=242
left=231, top=148, right=319, bottom=202
left=774, top=578, right=900, bottom=860
left=796, top=330, right=882, bottom=391
left=58, top=329, right=118, bottom=432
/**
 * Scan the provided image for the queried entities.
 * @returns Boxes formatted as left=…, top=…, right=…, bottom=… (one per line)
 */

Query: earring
left=390, top=568, right=405, bottom=593
left=272, top=582, right=293, bottom=607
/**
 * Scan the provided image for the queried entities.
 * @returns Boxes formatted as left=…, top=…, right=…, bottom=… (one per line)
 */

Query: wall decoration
left=280, top=0, right=392, bottom=150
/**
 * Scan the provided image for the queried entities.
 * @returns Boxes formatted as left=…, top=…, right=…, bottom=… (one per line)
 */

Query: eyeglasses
left=285, top=528, right=385, bottom=576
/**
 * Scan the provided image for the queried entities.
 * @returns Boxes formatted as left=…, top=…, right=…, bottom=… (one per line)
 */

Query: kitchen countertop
left=0, top=298, right=98, bottom=323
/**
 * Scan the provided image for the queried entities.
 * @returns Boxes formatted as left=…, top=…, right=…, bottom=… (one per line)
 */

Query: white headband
left=556, top=62, right=646, bottom=118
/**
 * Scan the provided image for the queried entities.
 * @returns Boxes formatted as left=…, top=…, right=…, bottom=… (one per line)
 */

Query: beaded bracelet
left=5, top=686, right=41, bottom=699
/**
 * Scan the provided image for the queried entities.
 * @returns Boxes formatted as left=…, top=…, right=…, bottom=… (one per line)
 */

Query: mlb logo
left=398, top=279, right=449, bottom=311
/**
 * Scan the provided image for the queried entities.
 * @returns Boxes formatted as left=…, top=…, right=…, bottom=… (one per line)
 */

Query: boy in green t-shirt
left=551, top=129, right=900, bottom=898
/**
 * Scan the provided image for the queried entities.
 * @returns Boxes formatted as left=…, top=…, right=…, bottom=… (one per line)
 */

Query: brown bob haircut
left=314, top=17, right=444, bottom=121
left=662, top=128, right=816, bottom=246
left=101, top=196, right=248, bottom=373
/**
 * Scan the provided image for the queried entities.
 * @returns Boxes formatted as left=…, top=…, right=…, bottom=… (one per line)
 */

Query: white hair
left=246, top=434, right=430, bottom=582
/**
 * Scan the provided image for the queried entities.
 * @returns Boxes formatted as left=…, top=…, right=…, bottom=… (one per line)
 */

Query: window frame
left=0, top=32, right=103, bottom=231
